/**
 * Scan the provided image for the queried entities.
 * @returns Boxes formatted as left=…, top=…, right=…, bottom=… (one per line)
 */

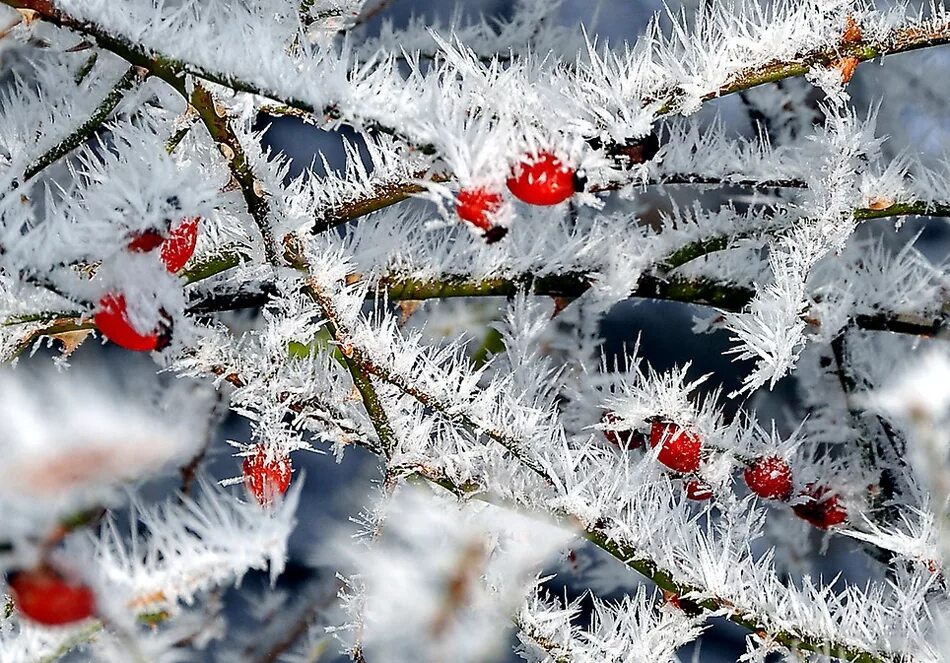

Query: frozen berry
left=127, top=229, right=164, bottom=253
left=8, top=566, right=95, bottom=626
left=242, top=447, right=292, bottom=506
left=649, top=421, right=702, bottom=473
left=95, top=294, right=165, bottom=352
left=456, top=189, right=502, bottom=232
left=601, top=412, right=643, bottom=449
left=744, top=455, right=793, bottom=501
left=684, top=479, right=713, bottom=501
left=161, top=216, right=200, bottom=273
left=792, top=483, right=847, bottom=529
left=506, top=152, right=576, bottom=206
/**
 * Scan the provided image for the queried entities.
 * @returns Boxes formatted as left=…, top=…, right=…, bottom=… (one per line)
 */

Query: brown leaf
left=835, top=56, right=860, bottom=84
left=49, top=329, right=92, bottom=357
left=867, top=196, right=894, bottom=211
left=396, top=300, right=421, bottom=325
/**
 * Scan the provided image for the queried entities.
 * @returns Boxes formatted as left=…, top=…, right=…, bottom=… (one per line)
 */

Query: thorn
left=15, top=9, right=39, bottom=26
left=218, top=143, right=236, bottom=161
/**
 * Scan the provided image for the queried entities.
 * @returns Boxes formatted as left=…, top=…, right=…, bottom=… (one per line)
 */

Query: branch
left=186, top=83, right=280, bottom=265
left=13, top=65, right=142, bottom=188
left=6, top=1, right=950, bottom=170
left=405, top=463, right=893, bottom=662
left=305, top=278, right=557, bottom=485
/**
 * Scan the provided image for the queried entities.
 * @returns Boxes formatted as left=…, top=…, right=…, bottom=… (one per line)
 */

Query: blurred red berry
left=792, top=483, right=847, bottom=529
left=8, top=567, right=95, bottom=626
left=95, top=294, right=161, bottom=352
left=649, top=421, right=702, bottom=473
left=506, top=152, right=576, bottom=206
left=744, top=455, right=793, bottom=501
left=242, top=447, right=292, bottom=506
left=161, top=216, right=200, bottom=273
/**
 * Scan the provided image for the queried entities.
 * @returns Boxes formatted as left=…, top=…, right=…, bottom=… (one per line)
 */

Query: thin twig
left=12, top=65, right=141, bottom=188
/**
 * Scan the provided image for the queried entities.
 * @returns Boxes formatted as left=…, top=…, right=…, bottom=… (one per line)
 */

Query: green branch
left=187, top=83, right=280, bottom=265
left=6, top=0, right=950, bottom=178
left=13, top=65, right=141, bottom=188
left=306, top=279, right=556, bottom=484
left=409, top=467, right=893, bottom=662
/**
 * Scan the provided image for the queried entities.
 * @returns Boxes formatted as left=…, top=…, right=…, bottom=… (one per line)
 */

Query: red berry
left=456, top=189, right=502, bottom=232
left=792, top=483, right=847, bottom=529
left=242, top=447, right=292, bottom=506
left=744, top=455, right=793, bottom=501
left=506, top=152, right=576, bottom=206
left=161, top=216, right=200, bottom=273
left=684, top=479, right=713, bottom=501
left=601, top=412, right=643, bottom=449
left=649, top=421, right=702, bottom=473
left=8, top=567, right=95, bottom=626
left=94, top=294, right=161, bottom=352
left=127, top=229, right=164, bottom=253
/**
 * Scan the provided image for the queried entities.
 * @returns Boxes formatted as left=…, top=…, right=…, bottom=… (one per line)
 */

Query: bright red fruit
left=601, top=412, right=643, bottom=449
left=506, top=152, right=577, bottom=206
left=127, top=229, right=164, bottom=253
left=161, top=216, right=200, bottom=273
left=9, top=567, right=95, bottom=626
left=649, top=421, right=702, bottom=473
left=744, top=455, right=793, bottom=501
left=456, top=189, right=502, bottom=231
left=95, top=294, right=161, bottom=352
left=243, top=447, right=292, bottom=506
left=685, top=479, right=713, bottom=501
left=792, top=483, right=847, bottom=529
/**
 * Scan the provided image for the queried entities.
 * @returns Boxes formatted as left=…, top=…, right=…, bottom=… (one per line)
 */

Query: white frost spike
left=517, top=587, right=706, bottom=663
left=334, top=485, right=571, bottom=663
left=84, top=475, right=299, bottom=617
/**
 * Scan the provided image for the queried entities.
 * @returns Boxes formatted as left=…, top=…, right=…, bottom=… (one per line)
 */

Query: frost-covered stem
left=185, top=83, right=281, bottom=266
left=582, top=528, right=889, bottom=663
left=35, top=622, right=104, bottom=663
left=14, top=65, right=141, bottom=188
left=310, top=173, right=451, bottom=235
left=205, top=361, right=386, bottom=455
left=513, top=614, right=571, bottom=663
left=416, top=471, right=890, bottom=663
left=322, top=313, right=398, bottom=458
left=305, top=280, right=556, bottom=484
left=381, top=273, right=948, bottom=337
left=7, top=270, right=943, bottom=361
left=8, top=0, right=950, bottom=166
left=656, top=20, right=950, bottom=114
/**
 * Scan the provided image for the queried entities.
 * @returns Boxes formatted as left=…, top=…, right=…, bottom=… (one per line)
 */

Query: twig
left=12, top=65, right=141, bottom=189
left=6, top=0, right=950, bottom=172
left=305, top=279, right=556, bottom=484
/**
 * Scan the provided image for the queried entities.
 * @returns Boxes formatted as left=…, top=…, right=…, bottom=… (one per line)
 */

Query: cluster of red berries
left=242, top=446, right=293, bottom=507
left=7, top=565, right=96, bottom=626
left=456, top=133, right=661, bottom=242
left=95, top=217, right=200, bottom=352
left=601, top=413, right=847, bottom=528
left=456, top=151, right=584, bottom=243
